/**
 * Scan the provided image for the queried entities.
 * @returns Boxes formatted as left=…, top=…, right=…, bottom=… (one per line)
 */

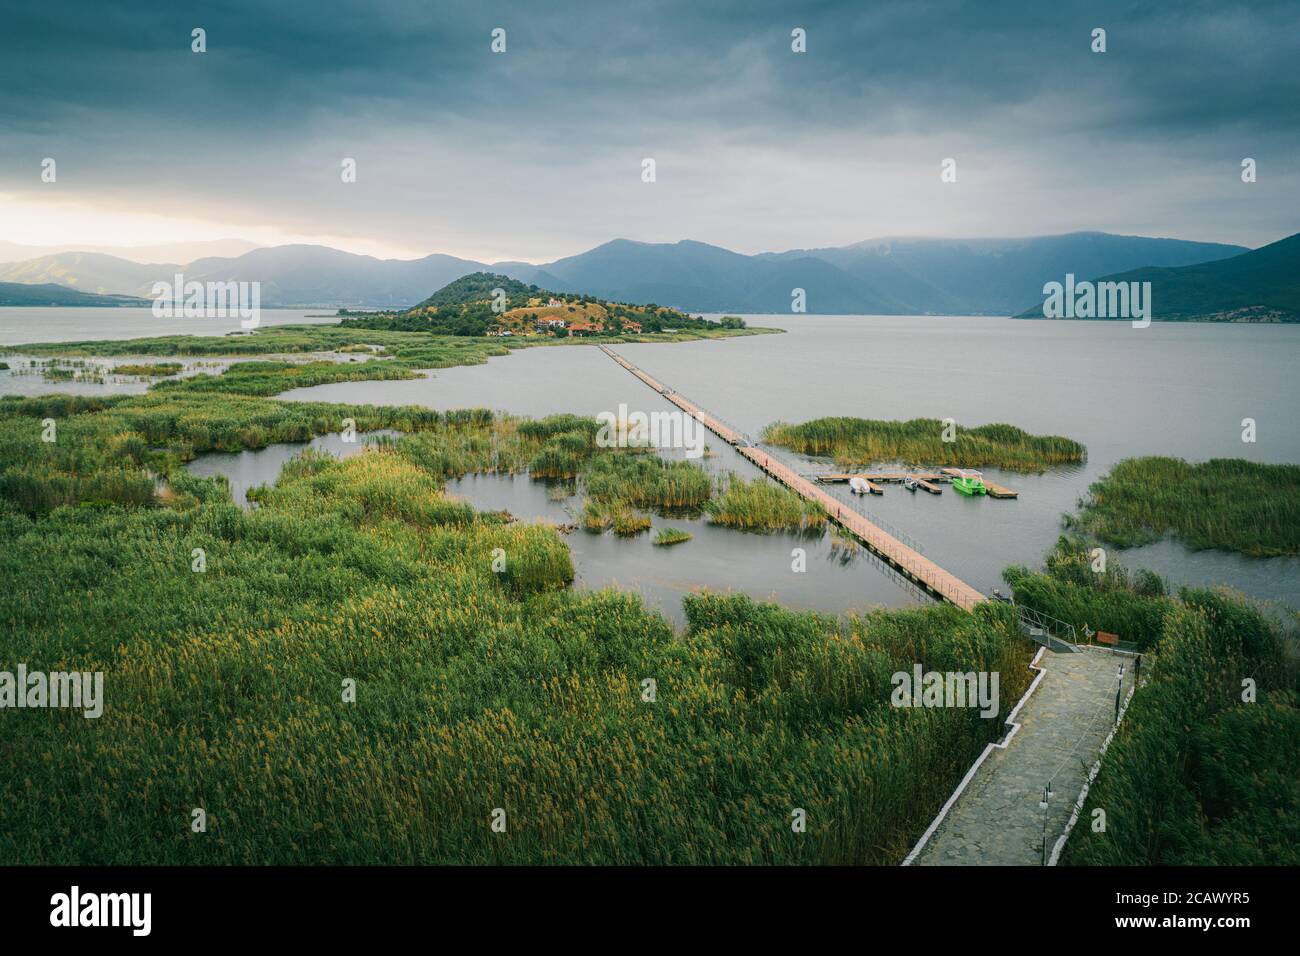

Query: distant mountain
left=0, top=232, right=1254, bottom=313
left=180, top=245, right=491, bottom=308
left=757, top=233, right=1248, bottom=315
left=0, top=281, right=149, bottom=307
left=0, top=245, right=493, bottom=308
left=0, top=238, right=260, bottom=265
left=0, top=252, right=179, bottom=297
left=526, top=238, right=905, bottom=313
left=1017, top=232, right=1300, bottom=322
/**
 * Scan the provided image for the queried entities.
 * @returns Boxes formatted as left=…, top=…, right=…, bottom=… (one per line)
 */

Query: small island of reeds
left=114, top=361, right=184, bottom=377
left=762, top=417, right=1085, bottom=473
left=653, top=527, right=692, bottom=546
left=1065, top=456, right=1300, bottom=557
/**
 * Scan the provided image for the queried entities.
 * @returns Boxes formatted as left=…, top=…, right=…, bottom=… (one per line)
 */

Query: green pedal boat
left=951, top=470, right=987, bottom=496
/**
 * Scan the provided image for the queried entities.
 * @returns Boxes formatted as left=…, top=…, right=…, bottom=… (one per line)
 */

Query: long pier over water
left=599, top=346, right=986, bottom=611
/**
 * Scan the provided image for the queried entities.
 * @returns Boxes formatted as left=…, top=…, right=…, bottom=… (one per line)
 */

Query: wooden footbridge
left=600, top=346, right=987, bottom=611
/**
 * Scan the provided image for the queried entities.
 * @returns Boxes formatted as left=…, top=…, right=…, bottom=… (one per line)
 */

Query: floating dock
left=600, top=346, right=987, bottom=611
left=818, top=472, right=942, bottom=483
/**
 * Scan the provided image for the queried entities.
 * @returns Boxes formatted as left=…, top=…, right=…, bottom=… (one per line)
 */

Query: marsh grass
left=705, top=475, right=827, bottom=532
left=653, top=527, right=692, bottom=546
left=580, top=497, right=651, bottom=536
left=1, top=330, right=1056, bottom=866
left=1066, top=456, right=1300, bottom=556
left=764, top=417, right=1085, bottom=473
left=115, top=362, right=184, bottom=377
left=581, top=454, right=713, bottom=512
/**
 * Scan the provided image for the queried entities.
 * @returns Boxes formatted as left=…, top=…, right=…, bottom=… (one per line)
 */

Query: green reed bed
left=582, top=453, right=713, bottom=512
left=763, top=417, right=1085, bottom=473
left=705, top=475, right=827, bottom=532
left=580, top=497, right=652, bottom=536
left=3, top=321, right=777, bottom=365
left=653, top=527, right=692, bottom=546
left=113, top=362, right=185, bottom=377
left=1066, top=456, right=1300, bottom=557
left=1003, top=535, right=1174, bottom=649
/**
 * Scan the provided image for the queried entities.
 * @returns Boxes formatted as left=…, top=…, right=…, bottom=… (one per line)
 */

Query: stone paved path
left=911, top=646, right=1133, bottom=866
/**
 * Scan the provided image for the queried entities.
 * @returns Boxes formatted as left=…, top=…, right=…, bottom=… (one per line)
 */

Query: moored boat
left=950, top=469, right=986, bottom=496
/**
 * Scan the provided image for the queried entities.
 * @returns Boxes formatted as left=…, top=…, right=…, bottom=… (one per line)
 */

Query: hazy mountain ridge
left=0, top=232, right=1254, bottom=313
left=0, top=238, right=260, bottom=265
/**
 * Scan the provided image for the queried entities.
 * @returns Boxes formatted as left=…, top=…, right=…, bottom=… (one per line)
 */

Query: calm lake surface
left=0, top=307, right=337, bottom=346
left=6, top=309, right=1298, bottom=619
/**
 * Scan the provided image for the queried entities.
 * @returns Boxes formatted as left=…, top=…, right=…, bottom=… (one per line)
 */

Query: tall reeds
left=704, top=475, right=827, bottom=531
left=763, top=417, right=1085, bottom=472
left=1068, top=456, right=1300, bottom=556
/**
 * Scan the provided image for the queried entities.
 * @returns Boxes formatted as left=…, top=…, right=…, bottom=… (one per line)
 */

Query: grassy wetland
left=763, top=417, right=1086, bottom=472
left=4, top=319, right=774, bottom=363
left=0, top=335, right=1050, bottom=865
left=1065, top=456, right=1300, bottom=557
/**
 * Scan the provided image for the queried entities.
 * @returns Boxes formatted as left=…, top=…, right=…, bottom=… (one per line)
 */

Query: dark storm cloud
left=2, top=0, right=1297, bottom=255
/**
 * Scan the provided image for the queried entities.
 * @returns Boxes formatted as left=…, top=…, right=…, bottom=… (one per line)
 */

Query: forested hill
left=1018, top=232, right=1300, bottom=322
left=340, top=272, right=745, bottom=336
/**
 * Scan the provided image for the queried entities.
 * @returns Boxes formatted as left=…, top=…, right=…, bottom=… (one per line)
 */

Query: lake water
left=0, top=307, right=338, bottom=346
left=6, top=308, right=1298, bottom=617
left=0, top=307, right=359, bottom=398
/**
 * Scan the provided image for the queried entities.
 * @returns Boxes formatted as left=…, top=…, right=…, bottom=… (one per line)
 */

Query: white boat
left=848, top=476, right=871, bottom=495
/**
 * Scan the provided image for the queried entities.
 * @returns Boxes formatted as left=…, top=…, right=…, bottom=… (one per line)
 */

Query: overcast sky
left=1, top=0, right=1297, bottom=262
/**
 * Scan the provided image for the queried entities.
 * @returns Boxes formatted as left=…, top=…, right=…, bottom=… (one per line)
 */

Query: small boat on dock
left=903, top=476, right=919, bottom=492
left=950, top=469, right=987, bottom=496
left=848, top=476, right=882, bottom=495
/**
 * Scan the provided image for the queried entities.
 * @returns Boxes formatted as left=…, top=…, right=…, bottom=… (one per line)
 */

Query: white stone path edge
left=899, top=646, right=1049, bottom=866
left=1047, top=663, right=1139, bottom=866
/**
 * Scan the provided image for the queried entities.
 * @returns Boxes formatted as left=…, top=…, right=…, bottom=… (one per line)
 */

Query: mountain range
left=0, top=232, right=1256, bottom=315
left=0, top=238, right=261, bottom=266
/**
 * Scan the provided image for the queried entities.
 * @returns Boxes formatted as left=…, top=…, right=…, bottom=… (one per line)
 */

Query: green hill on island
left=340, top=271, right=747, bottom=337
